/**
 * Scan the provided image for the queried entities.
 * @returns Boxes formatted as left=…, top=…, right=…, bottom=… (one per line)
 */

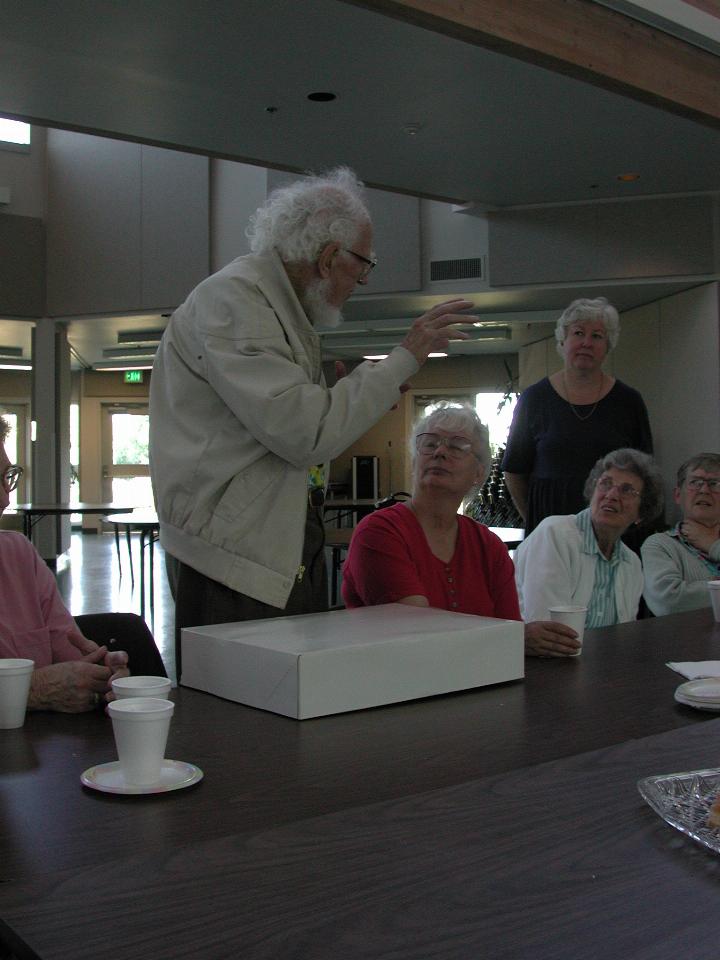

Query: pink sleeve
left=342, top=511, right=426, bottom=607
left=31, top=544, right=84, bottom=662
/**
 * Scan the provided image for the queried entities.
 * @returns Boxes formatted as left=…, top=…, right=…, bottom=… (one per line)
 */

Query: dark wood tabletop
left=2, top=608, right=720, bottom=958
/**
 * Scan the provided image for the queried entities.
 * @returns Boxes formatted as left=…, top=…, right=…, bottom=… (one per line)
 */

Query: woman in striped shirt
left=514, top=448, right=664, bottom=655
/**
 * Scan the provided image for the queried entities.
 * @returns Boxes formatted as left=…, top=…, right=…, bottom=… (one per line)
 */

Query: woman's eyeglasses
left=596, top=477, right=640, bottom=499
left=2, top=465, right=23, bottom=492
left=415, top=433, right=474, bottom=459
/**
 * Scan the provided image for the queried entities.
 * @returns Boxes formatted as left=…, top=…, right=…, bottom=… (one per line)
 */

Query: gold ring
left=93, top=692, right=101, bottom=707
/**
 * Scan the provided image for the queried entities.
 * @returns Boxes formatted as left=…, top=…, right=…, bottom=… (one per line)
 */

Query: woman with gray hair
left=342, top=403, right=578, bottom=655
left=502, top=297, right=652, bottom=535
left=343, top=403, right=517, bottom=615
left=515, top=449, right=664, bottom=655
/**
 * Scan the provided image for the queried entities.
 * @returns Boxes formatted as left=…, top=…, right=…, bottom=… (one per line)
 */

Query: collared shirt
left=575, top=508, right=622, bottom=628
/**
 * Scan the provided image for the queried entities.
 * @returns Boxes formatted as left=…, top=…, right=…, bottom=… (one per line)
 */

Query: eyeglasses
left=596, top=477, right=640, bottom=499
left=416, top=433, right=474, bottom=459
left=686, top=476, right=720, bottom=492
left=2, top=464, right=23, bottom=492
left=343, top=249, right=377, bottom=281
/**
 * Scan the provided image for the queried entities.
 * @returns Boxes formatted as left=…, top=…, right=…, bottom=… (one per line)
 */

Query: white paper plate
left=81, top=759, right=203, bottom=795
left=678, top=678, right=720, bottom=701
left=674, top=679, right=720, bottom=710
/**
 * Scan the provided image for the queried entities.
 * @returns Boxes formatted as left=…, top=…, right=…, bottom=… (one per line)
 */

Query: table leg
left=139, top=531, right=146, bottom=620
left=114, top=525, right=122, bottom=576
left=149, top=532, right=155, bottom=616
left=125, top=526, right=134, bottom=589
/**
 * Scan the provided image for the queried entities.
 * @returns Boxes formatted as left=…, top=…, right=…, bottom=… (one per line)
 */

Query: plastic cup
left=0, top=658, right=35, bottom=729
left=112, top=675, right=172, bottom=699
left=107, top=697, right=174, bottom=786
left=548, top=605, right=588, bottom=657
left=707, top=582, right=720, bottom=623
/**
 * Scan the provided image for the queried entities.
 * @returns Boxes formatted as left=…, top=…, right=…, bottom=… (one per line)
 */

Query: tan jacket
left=149, top=250, right=417, bottom=608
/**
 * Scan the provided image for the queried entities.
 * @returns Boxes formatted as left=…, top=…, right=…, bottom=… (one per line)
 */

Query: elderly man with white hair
left=150, top=168, right=473, bottom=677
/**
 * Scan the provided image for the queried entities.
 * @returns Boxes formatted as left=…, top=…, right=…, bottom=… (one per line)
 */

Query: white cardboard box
left=181, top=604, right=524, bottom=719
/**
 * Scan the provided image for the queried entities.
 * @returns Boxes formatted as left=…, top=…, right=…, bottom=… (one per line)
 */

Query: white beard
left=301, top=278, right=342, bottom=329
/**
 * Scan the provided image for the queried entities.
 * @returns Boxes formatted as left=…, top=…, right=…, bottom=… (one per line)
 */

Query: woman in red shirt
left=342, top=403, right=577, bottom=656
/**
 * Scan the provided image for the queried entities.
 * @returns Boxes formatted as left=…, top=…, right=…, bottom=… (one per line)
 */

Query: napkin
left=667, top=661, right=720, bottom=680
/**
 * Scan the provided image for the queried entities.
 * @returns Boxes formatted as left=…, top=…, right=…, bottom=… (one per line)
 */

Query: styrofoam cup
left=0, top=658, right=34, bottom=729
left=112, top=675, right=172, bottom=699
left=707, top=582, right=720, bottom=623
left=108, top=697, right=174, bottom=785
left=548, top=605, right=588, bottom=656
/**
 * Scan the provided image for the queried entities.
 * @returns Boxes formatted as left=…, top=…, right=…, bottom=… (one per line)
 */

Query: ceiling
left=1, top=0, right=719, bottom=364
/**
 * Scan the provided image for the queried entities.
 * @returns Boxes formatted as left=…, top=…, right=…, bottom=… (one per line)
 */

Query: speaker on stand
left=352, top=455, right=379, bottom=504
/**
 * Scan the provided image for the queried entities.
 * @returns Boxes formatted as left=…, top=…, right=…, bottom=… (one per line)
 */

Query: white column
left=31, top=318, right=71, bottom=561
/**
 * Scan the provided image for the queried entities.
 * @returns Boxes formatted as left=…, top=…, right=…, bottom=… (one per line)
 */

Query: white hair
left=247, top=167, right=371, bottom=263
left=554, top=297, right=620, bottom=356
left=410, top=402, right=492, bottom=476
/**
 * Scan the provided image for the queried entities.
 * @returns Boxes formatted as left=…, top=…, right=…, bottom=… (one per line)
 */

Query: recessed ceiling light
left=428, top=352, right=447, bottom=358
left=307, top=92, right=336, bottom=102
left=617, top=172, right=640, bottom=182
left=363, top=354, right=389, bottom=360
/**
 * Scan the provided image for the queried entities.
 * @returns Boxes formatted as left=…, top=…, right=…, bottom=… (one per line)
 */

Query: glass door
left=1, top=403, right=30, bottom=508
left=101, top=403, right=153, bottom=508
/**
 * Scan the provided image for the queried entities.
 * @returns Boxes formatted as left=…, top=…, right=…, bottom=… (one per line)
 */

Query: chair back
left=74, top=612, right=167, bottom=677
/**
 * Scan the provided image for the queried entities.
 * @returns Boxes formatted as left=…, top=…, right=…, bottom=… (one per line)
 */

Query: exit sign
left=124, top=370, right=144, bottom=384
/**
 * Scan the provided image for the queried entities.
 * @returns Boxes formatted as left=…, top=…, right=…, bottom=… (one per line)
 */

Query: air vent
left=430, top=257, right=484, bottom=282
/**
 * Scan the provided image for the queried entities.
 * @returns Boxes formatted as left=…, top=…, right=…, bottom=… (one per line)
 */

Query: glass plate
left=638, top=767, right=720, bottom=854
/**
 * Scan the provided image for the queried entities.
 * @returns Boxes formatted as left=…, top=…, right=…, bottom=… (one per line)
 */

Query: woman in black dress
left=502, top=297, right=652, bottom=535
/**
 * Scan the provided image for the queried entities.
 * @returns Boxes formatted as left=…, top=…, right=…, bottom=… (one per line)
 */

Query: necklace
left=562, top=371, right=604, bottom=422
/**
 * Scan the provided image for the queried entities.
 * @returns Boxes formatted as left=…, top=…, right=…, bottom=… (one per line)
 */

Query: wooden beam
left=346, top=0, right=720, bottom=128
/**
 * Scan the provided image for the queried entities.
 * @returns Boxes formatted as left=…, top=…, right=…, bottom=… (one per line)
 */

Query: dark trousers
left=168, top=508, right=327, bottom=682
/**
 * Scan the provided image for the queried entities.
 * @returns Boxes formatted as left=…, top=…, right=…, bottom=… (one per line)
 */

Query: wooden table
left=102, top=511, right=159, bottom=618
left=15, top=502, right=133, bottom=542
left=2, top=609, right=720, bottom=958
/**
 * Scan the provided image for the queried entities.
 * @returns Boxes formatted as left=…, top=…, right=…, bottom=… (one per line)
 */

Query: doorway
left=101, top=403, right=153, bottom=508
left=0, top=403, right=30, bottom=508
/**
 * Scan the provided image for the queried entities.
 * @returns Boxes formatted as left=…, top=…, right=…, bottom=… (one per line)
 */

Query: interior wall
left=615, top=283, right=720, bottom=519
left=0, top=127, right=46, bottom=219
left=210, top=161, right=268, bottom=273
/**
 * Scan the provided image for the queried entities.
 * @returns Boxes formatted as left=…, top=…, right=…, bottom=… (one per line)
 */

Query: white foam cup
left=707, top=582, right=720, bottom=623
left=548, top=605, right=588, bottom=656
left=0, top=658, right=35, bottom=729
left=107, top=697, right=174, bottom=786
left=112, top=675, right=172, bottom=699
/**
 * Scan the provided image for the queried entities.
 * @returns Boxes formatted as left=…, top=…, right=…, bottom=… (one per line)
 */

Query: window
left=0, top=119, right=31, bottom=153
left=416, top=392, right=518, bottom=458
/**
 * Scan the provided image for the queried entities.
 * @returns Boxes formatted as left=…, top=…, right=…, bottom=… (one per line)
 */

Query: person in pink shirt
left=342, top=403, right=579, bottom=656
left=0, top=417, right=129, bottom=712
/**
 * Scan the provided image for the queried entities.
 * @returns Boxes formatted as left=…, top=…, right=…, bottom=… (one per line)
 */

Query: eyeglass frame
left=415, top=433, right=476, bottom=459
left=685, top=475, right=720, bottom=492
left=2, top=464, right=23, bottom=492
left=595, top=476, right=641, bottom=499
left=342, top=248, right=378, bottom=280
